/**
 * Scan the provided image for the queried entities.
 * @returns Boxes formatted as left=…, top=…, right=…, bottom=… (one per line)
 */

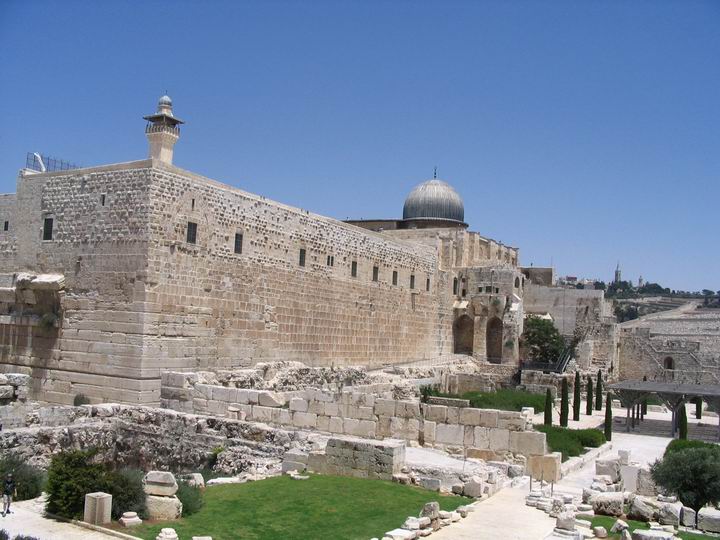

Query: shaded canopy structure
left=608, top=380, right=720, bottom=440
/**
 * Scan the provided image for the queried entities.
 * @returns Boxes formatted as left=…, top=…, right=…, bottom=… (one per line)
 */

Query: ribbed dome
left=402, top=179, right=465, bottom=223
left=159, top=95, right=172, bottom=107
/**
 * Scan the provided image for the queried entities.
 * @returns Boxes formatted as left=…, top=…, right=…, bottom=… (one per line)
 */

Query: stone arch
left=453, top=315, right=474, bottom=355
left=486, top=317, right=504, bottom=364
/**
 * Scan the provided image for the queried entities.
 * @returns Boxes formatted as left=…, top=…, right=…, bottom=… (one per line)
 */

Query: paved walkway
left=0, top=496, right=120, bottom=539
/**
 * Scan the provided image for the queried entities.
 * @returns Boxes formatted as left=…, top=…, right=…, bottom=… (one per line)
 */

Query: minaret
left=614, top=262, right=622, bottom=284
left=143, top=95, right=184, bottom=164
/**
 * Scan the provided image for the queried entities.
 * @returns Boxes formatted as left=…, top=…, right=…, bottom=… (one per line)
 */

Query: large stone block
left=595, top=459, right=621, bottom=483
left=292, top=412, right=318, bottom=429
left=459, top=408, right=481, bottom=425
left=395, top=401, right=421, bottom=419
left=509, top=431, right=546, bottom=456
left=473, top=426, right=490, bottom=448
left=144, top=471, right=178, bottom=497
left=698, top=507, right=720, bottom=533
left=289, top=398, right=308, bottom=412
left=592, top=492, right=624, bottom=517
left=628, top=495, right=660, bottom=522
left=658, top=501, right=682, bottom=526
left=435, top=423, right=464, bottom=445
left=488, top=428, right=510, bottom=451
left=423, top=420, right=436, bottom=444
left=0, top=386, right=14, bottom=399
left=498, top=411, right=526, bottom=431
left=527, top=453, right=561, bottom=482
left=424, top=404, right=447, bottom=423
left=84, top=492, right=112, bottom=525
left=344, top=418, right=376, bottom=437
left=374, top=398, right=396, bottom=416
left=477, top=409, right=499, bottom=428
left=258, top=391, right=285, bottom=407
left=146, top=495, right=182, bottom=521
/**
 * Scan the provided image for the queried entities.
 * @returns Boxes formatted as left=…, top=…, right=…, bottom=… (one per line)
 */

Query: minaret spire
left=143, top=95, right=184, bottom=164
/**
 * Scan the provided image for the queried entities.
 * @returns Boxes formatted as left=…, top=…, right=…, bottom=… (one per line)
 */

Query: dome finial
left=433, top=166, right=437, bottom=179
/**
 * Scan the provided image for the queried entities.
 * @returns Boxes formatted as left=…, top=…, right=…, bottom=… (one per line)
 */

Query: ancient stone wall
left=161, top=372, right=547, bottom=460
left=0, top=193, right=17, bottom=269
left=139, top=162, right=454, bottom=376
left=618, top=308, right=720, bottom=383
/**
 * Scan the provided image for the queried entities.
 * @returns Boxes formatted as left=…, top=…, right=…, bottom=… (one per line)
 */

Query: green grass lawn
left=130, top=475, right=468, bottom=540
left=426, top=388, right=547, bottom=413
left=534, top=424, right=606, bottom=461
left=590, top=516, right=711, bottom=540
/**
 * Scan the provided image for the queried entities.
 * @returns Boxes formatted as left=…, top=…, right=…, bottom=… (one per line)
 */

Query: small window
left=100, top=194, right=106, bottom=207
left=42, top=217, right=54, bottom=241
left=3, top=221, right=8, bottom=232
left=410, top=274, right=415, bottom=290
left=326, top=255, right=334, bottom=267
left=191, top=198, right=195, bottom=211
left=234, top=232, right=243, bottom=254
left=426, top=278, right=430, bottom=292
left=186, top=221, right=197, bottom=244
left=299, top=248, right=306, bottom=267
left=392, top=271, right=398, bottom=286
left=372, top=266, right=379, bottom=282
left=485, top=286, right=492, bottom=293
left=453, top=278, right=458, bottom=295
left=514, top=277, right=520, bottom=288
left=351, top=261, right=357, bottom=278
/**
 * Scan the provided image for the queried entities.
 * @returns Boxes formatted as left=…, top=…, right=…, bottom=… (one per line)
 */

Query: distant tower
left=614, top=262, right=622, bottom=284
left=143, top=95, right=184, bottom=164
left=638, top=275, right=644, bottom=288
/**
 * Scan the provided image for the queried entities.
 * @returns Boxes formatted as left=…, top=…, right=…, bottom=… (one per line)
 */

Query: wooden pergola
left=608, top=380, right=720, bottom=440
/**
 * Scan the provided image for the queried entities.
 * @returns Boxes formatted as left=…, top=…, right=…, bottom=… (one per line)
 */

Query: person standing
left=2, top=473, right=15, bottom=517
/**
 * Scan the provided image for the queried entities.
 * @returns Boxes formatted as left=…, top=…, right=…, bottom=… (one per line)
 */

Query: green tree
left=651, top=447, right=720, bottom=526
left=560, top=378, right=569, bottom=427
left=573, top=371, right=581, bottom=422
left=595, top=370, right=603, bottom=411
left=594, top=281, right=607, bottom=291
left=521, top=317, right=565, bottom=364
left=679, top=406, right=688, bottom=440
left=604, top=393, right=613, bottom=441
left=586, top=376, right=594, bottom=416
left=544, top=389, right=553, bottom=426
left=45, top=449, right=110, bottom=519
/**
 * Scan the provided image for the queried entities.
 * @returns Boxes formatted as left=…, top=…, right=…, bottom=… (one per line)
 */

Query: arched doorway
left=664, top=356, right=674, bottom=380
left=486, top=317, right=504, bottom=364
left=453, top=315, right=474, bottom=355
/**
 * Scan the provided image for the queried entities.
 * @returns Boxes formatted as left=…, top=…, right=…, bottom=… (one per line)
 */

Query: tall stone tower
left=614, top=262, right=622, bottom=284
left=143, top=95, right=184, bottom=164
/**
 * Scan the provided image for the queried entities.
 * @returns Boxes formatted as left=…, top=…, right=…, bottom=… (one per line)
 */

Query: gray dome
left=402, top=179, right=465, bottom=222
left=158, top=94, right=172, bottom=107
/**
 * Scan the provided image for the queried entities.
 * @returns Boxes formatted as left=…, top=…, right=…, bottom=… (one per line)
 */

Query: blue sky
left=1, top=1, right=718, bottom=291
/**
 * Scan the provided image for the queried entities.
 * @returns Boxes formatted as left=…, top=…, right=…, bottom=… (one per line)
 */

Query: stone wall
left=0, top=403, right=298, bottom=472
left=618, top=307, right=720, bottom=383
left=0, top=160, right=460, bottom=404
left=306, top=436, right=406, bottom=480
left=161, top=372, right=547, bottom=460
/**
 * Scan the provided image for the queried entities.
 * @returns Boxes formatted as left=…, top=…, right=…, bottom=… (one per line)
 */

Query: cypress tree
left=595, top=369, right=603, bottom=411
left=560, top=378, right=569, bottom=427
left=695, top=398, right=702, bottom=420
left=679, top=405, right=688, bottom=440
left=604, top=392, right=613, bottom=441
left=544, top=388, right=553, bottom=426
left=573, top=371, right=581, bottom=422
left=641, top=375, right=648, bottom=416
left=586, top=376, right=594, bottom=416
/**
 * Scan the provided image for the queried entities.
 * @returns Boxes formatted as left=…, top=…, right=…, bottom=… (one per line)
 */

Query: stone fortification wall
left=0, top=160, right=458, bottom=405
left=523, top=283, right=607, bottom=337
left=0, top=403, right=298, bottom=473
left=141, top=162, right=453, bottom=374
left=0, top=162, right=155, bottom=404
left=161, top=372, right=547, bottom=460
left=0, top=193, right=17, bottom=269
left=618, top=309, right=720, bottom=383
left=305, top=436, right=406, bottom=481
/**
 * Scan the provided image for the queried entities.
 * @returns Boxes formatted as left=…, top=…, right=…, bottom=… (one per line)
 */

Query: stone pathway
left=431, top=485, right=555, bottom=540
left=0, top=496, right=121, bottom=540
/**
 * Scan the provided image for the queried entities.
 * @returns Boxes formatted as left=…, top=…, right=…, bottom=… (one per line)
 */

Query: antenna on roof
left=433, top=166, right=438, bottom=179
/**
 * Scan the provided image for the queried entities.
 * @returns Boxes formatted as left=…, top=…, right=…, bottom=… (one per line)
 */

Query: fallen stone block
left=592, top=492, right=624, bottom=517
left=144, top=471, right=178, bottom=497
left=657, top=501, right=681, bottom=526
left=595, top=459, right=621, bottom=483
left=384, top=528, right=417, bottom=540
left=698, top=507, right=720, bottom=533
left=627, top=495, right=660, bottom=522
left=418, top=477, right=441, bottom=491
left=593, top=525, right=608, bottom=538
left=146, top=495, right=183, bottom=521
left=630, top=530, right=674, bottom=539
left=681, top=506, right=696, bottom=527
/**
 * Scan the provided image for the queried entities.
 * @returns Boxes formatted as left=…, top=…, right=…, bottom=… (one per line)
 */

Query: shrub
left=12, top=536, right=41, bottom=540
left=586, top=377, right=593, bottom=416
left=560, top=378, right=569, bottom=427
left=679, top=406, right=688, bottom=440
left=604, top=393, right=612, bottom=442
left=575, top=428, right=606, bottom=448
left=108, top=469, right=147, bottom=520
left=176, top=481, right=204, bottom=516
left=544, top=389, right=552, bottom=426
left=0, top=454, right=44, bottom=501
left=595, top=370, right=603, bottom=411
left=73, top=394, right=91, bottom=406
left=45, top=449, right=110, bottom=519
left=0, top=530, right=8, bottom=540
left=651, top=446, right=720, bottom=524
left=462, top=389, right=546, bottom=413
left=664, top=439, right=717, bottom=456
left=207, top=445, right=225, bottom=469
left=573, top=371, right=581, bottom=422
